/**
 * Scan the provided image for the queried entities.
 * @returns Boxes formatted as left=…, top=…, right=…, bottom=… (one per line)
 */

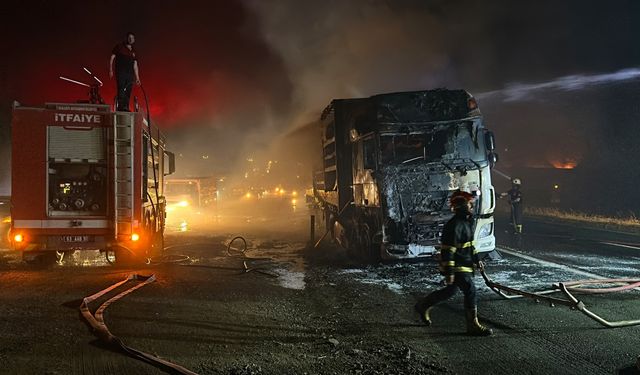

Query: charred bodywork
left=313, top=89, right=497, bottom=260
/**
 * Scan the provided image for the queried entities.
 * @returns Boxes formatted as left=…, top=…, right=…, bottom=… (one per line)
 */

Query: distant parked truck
left=10, top=101, right=175, bottom=264
left=165, top=177, right=217, bottom=210
left=312, top=89, right=499, bottom=261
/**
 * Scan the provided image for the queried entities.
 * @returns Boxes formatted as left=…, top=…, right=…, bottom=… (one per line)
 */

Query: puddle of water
left=275, top=268, right=306, bottom=290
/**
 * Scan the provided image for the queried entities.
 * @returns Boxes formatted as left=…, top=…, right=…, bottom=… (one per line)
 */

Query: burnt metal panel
left=332, top=98, right=375, bottom=210
left=373, top=89, right=478, bottom=123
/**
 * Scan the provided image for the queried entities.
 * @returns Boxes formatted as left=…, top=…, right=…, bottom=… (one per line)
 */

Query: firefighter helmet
left=449, top=190, right=474, bottom=209
left=512, top=178, right=521, bottom=185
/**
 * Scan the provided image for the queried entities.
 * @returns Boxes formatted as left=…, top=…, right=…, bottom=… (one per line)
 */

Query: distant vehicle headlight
left=477, top=223, right=493, bottom=239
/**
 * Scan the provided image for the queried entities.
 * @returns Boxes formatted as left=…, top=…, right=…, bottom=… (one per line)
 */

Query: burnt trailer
left=312, top=89, right=499, bottom=260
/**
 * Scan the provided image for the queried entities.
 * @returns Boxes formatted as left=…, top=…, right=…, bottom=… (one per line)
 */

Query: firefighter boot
left=414, top=301, right=433, bottom=326
left=465, top=308, right=493, bottom=336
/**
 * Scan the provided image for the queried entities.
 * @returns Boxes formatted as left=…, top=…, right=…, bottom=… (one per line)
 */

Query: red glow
left=4, top=1, right=290, bottom=130
left=13, top=64, right=243, bottom=129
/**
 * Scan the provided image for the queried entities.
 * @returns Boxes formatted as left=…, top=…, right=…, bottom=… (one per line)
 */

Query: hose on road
left=226, top=236, right=248, bottom=257
left=80, top=274, right=199, bottom=374
left=226, top=235, right=278, bottom=277
left=480, top=268, right=640, bottom=328
left=556, top=278, right=640, bottom=294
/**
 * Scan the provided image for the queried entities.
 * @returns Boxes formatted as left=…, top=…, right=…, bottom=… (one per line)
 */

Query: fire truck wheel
left=105, top=247, right=138, bottom=265
left=150, top=232, right=164, bottom=257
left=115, top=249, right=137, bottom=265
left=104, top=249, right=117, bottom=265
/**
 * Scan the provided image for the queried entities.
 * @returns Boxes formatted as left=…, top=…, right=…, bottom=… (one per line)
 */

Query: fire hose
left=154, top=236, right=278, bottom=277
left=480, top=268, right=640, bottom=328
left=80, top=274, right=198, bottom=374
left=226, top=236, right=278, bottom=277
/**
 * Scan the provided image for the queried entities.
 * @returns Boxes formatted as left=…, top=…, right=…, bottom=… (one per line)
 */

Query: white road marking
left=599, top=241, right=640, bottom=250
left=497, top=247, right=606, bottom=280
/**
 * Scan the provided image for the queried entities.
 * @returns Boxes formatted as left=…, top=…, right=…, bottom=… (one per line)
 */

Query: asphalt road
left=0, top=204, right=638, bottom=374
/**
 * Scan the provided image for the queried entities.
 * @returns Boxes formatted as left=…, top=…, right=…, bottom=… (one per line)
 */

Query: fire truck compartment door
left=48, top=126, right=105, bottom=160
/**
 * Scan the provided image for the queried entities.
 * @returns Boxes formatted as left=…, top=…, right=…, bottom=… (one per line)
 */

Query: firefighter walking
left=414, top=190, right=493, bottom=336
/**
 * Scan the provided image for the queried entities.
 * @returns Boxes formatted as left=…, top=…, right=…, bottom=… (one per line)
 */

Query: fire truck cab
left=10, top=102, right=175, bottom=264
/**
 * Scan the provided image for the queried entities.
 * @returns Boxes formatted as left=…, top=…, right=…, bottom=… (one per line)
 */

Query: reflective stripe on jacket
left=438, top=212, right=478, bottom=275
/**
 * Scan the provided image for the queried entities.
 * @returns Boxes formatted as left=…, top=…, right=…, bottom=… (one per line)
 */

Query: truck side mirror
left=484, top=131, right=496, bottom=151
left=489, top=152, right=499, bottom=168
left=164, top=151, right=176, bottom=176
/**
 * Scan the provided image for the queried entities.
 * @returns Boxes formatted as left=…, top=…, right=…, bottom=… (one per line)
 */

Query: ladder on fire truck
left=113, top=113, right=135, bottom=240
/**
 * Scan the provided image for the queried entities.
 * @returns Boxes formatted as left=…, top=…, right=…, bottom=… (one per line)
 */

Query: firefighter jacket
left=508, top=187, right=522, bottom=205
left=438, top=211, right=478, bottom=275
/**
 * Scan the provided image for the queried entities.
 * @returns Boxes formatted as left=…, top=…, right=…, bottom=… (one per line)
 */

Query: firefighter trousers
left=419, top=272, right=477, bottom=309
left=116, top=75, right=134, bottom=112
left=511, top=203, right=523, bottom=230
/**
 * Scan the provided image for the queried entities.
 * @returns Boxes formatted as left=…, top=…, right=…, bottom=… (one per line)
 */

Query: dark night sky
left=1, top=0, right=640, bottom=212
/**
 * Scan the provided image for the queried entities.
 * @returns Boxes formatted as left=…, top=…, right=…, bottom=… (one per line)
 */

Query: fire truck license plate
left=61, top=235, right=90, bottom=243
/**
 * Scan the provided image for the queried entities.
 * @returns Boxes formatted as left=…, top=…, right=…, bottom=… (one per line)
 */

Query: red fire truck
left=10, top=102, right=175, bottom=264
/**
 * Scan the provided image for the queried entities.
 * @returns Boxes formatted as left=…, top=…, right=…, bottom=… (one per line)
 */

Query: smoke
left=244, top=1, right=457, bottom=124
left=241, top=0, right=640, bottom=164
left=1, top=0, right=639, bottom=215
left=239, top=0, right=640, bottom=215
left=179, top=0, right=640, bottom=216
left=230, top=0, right=465, bottom=188
left=0, top=0, right=296, bottom=185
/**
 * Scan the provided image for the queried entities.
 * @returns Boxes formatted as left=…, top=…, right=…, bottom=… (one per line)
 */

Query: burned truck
left=312, top=89, right=498, bottom=260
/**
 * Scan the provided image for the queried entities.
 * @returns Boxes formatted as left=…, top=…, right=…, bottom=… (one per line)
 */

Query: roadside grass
left=525, top=206, right=640, bottom=231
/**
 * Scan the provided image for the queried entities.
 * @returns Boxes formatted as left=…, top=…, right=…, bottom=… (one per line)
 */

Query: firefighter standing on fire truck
left=109, top=32, right=141, bottom=111
left=414, top=190, right=493, bottom=336
left=500, top=178, right=523, bottom=234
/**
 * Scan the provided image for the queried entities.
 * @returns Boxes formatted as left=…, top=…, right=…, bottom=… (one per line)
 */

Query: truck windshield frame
left=379, top=121, right=486, bottom=166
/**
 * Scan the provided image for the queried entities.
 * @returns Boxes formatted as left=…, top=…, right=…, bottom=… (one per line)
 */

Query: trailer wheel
left=150, top=231, right=164, bottom=258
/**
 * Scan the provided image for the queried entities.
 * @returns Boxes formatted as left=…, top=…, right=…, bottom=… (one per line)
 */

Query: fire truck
left=312, top=89, right=499, bottom=261
left=10, top=102, right=175, bottom=264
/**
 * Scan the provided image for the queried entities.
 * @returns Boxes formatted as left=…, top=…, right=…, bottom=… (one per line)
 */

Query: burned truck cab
left=314, top=89, right=497, bottom=261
